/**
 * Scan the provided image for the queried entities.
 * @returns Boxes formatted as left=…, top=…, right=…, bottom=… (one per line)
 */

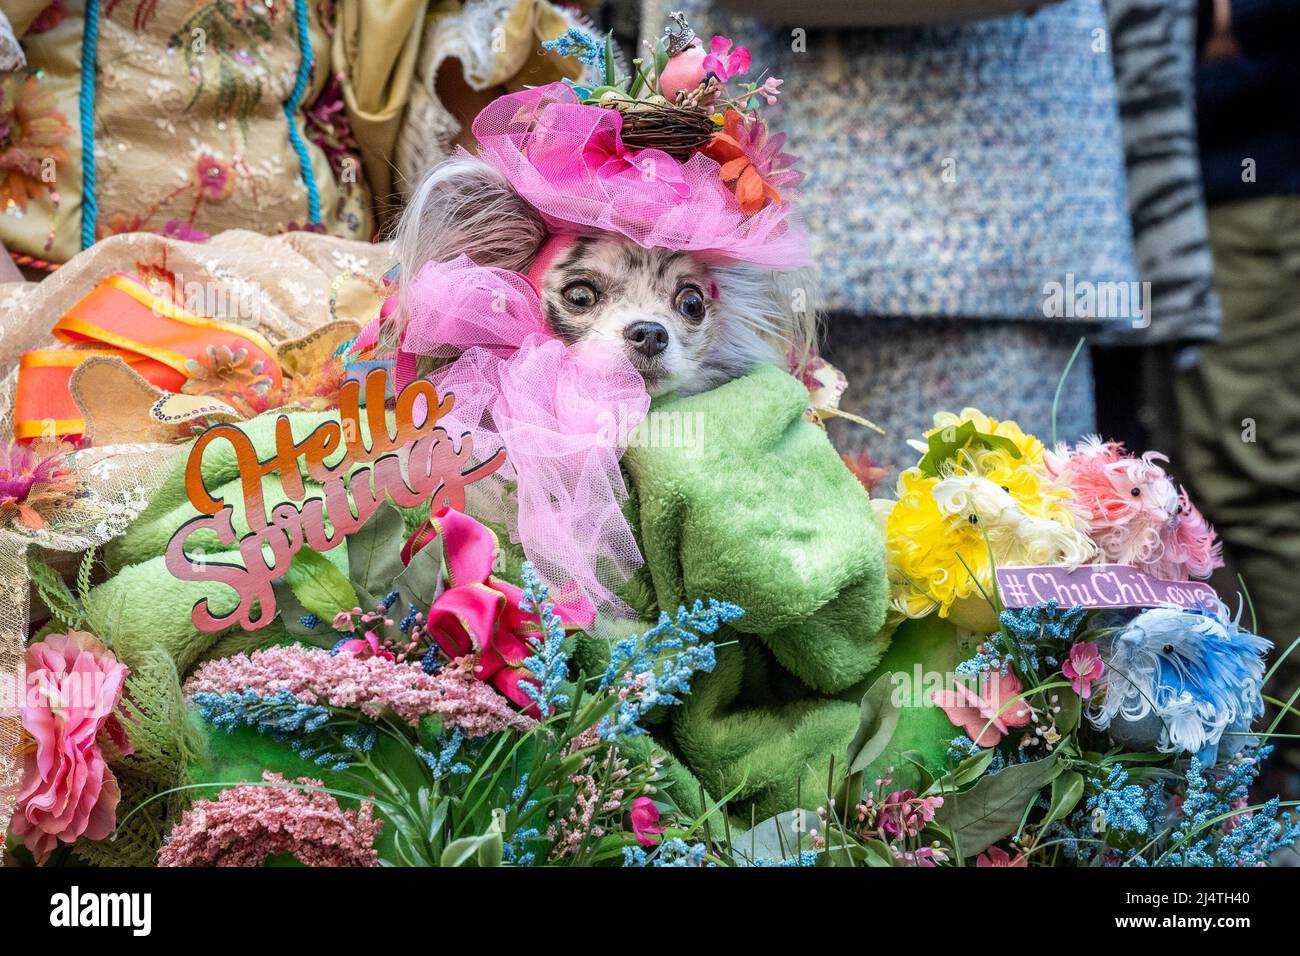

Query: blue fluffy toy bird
left=1087, top=604, right=1272, bottom=767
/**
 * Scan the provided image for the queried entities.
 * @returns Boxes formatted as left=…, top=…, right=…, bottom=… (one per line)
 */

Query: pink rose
left=405, top=506, right=587, bottom=713
left=630, top=796, right=665, bottom=846
left=13, top=631, right=132, bottom=864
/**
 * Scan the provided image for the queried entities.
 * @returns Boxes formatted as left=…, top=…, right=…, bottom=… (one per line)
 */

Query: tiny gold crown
left=665, top=11, right=696, bottom=58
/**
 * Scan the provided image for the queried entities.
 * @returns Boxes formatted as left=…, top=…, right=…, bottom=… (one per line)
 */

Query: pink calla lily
left=404, top=506, right=590, bottom=713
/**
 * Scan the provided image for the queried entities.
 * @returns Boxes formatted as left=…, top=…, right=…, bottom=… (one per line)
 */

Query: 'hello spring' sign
left=164, top=369, right=506, bottom=632
left=995, top=563, right=1221, bottom=612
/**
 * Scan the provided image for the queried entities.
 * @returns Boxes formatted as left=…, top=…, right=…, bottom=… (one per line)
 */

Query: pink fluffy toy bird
left=1046, top=437, right=1222, bottom=581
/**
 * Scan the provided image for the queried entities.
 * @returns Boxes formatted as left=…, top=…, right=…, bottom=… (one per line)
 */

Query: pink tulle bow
left=470, top=83, right=810, bottom=268
left=395, top=255, right=650, bottom=622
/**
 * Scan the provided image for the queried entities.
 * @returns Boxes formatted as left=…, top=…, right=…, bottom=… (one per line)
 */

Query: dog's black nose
left=623, top=321, right=669, bottom=358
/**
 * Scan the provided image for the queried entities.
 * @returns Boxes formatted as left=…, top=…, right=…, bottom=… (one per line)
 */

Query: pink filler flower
left=158, top=772, right=381, bottom=867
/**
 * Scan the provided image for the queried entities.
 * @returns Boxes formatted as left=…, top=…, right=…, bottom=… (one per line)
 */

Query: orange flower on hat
left=702, top=110, right=801, bottom=215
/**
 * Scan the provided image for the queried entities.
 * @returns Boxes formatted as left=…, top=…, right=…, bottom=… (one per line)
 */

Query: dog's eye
left=562, top=282, right=598, bottom=309
left=675, top=285, right=706, bottom=320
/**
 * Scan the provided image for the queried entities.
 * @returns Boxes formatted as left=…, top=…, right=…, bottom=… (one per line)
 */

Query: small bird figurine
left=1087, top=604, right=1271, bottom=767
left=1046, top=437, right=1223, bottom=581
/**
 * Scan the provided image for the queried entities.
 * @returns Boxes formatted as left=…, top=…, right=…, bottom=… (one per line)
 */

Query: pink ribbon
left=406, top=506, right=587, bottom=711
left=394, top=255, right=650, bottom=622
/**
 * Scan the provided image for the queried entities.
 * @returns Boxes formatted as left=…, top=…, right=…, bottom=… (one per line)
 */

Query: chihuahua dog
left=394, top=155, right=818, bottom=397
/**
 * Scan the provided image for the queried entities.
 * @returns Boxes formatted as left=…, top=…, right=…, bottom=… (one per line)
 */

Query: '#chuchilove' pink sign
left=995, top=564, right=1221, bottom=611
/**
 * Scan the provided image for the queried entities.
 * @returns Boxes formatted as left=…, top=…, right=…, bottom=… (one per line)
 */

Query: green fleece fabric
left=619, top=365, right=891, bottom=819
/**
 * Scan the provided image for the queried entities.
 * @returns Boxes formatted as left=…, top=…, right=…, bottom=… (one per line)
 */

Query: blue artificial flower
left=192, top=689, right=351, bottom=770
left=745, top=850, right=819, bottom=867
left=419, top=645, right=442, bottom=675
left=597, top=599, right=741, bottom=741
left=622, top=838, right=712, bottom=867
left=968, top=601, right=1085, bottom=678
left=1158, top=748, right=1300, bottom=867
left=541, top=28, right=604, bottom=68
left=416, top=727, right=471, bottom=781
left=192, top=688, right=330, bottom=737
left=1087, top=765, right=1152, bottom=836
left=516, top=563, right=572, bottom=718
left=500, top=773, right=541, bottom=866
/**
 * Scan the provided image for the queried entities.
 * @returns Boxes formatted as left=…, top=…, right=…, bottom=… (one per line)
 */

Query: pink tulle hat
left=472, top=82, right=810, bottom=268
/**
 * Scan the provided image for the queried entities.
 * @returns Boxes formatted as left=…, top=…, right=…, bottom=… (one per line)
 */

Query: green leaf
left=425, top=795, right=450, bottom=846
left=858, top=839, right=899, bottom=867
left=728, top=811, right=816, bottom=865
left=582, top=84, right=626, bottom=102
left=476, top=828, right=504, bottom=868
left=1042, top=770, right=1084, bottom=830
left=417, top=714, right=445, bottom=750
left=1055, top=687, right=1081, bottom=736
left=393, top=534, right=445, bottom=611
left=628, top=57, right=646, bottom=98
left=346, top=501, right=407, bottom=602
left=271, top=576, right=333, bottom=637
left=901, top=750, right=935, bottom=793
left=934, top=754, right=1061, bottom=857
left=926, top=747, right=995, bottom=796
left=652, top=36, right=669, bottom=90
left=603, top=31, right=617, bottom=87
left=440, top=826, right=504, bottom=867
left=846, top=672, right=902, bottom=774
left=27, top=556, right=82, bottom=629
left=283, top=548, right=359, bottom=621
left=917, top=420, right=1022, bottom=478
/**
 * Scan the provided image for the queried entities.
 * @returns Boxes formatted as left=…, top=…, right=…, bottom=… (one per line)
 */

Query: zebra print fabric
left=1104, top=0, right=1223, bottom=344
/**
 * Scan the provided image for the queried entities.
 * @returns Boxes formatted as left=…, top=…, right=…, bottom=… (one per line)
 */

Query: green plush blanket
left=620, top=365, right=891, bottom=819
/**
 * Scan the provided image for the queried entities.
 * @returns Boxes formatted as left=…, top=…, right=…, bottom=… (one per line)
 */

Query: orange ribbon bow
left=14, top=273, right=281, bottom=444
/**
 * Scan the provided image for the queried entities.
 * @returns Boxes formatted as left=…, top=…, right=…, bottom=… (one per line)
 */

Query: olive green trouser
left=1176, top=195, right=1300, bottom=662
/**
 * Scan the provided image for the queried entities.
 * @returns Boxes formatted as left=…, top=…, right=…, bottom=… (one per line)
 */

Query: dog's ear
left=772, top=265, right=823, bottom=371
left=394, top=153, right=548, bottom=275
left=711, top=263, right=823, bottom=371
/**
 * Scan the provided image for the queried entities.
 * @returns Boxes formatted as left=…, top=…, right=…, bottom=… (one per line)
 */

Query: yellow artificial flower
left=883, top=409, right=1094, bottom=628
